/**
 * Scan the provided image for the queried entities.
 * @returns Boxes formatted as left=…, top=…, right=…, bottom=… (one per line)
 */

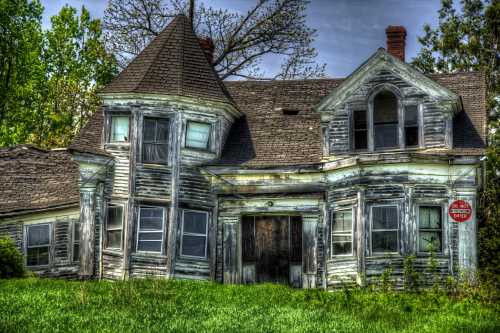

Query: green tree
left=413, top=0, right=500, bottom=281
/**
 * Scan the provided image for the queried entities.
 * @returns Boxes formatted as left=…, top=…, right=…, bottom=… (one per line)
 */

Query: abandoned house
left=0, top=16, right=487, bottom=288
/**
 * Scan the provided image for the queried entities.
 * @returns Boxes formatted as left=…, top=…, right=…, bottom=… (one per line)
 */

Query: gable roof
left=0, top=145, right=80, bottom=217
left=100, top=15, right=234, bottom=107
left=317, top=48, right=460, bottom=113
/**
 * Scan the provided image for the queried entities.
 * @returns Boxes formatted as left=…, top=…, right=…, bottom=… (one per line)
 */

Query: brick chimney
left=199, top=37, right=215, bottom=64
left=385, top=26, right=406, bottom=62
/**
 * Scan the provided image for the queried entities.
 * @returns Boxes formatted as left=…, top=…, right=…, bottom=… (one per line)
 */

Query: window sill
left=182, top=147, right=216, bottom=157
left=368, top=253, right=401, bottom=258
left=139, top=163, right=170, bottom=169
left=102, top=249, right=123, bottom=256
left=179, top=255, right=208, bottom=261
left=132, top=252, right=167, bottom=259
left=105, top=142, right=130, bottom=148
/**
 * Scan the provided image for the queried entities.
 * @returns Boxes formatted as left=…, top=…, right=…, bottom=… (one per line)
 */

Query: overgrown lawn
left=0, top=278, right=498, bottom=332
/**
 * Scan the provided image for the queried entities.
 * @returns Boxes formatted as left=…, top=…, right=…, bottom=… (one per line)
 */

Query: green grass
left=0, top=278, right=499, bottom=332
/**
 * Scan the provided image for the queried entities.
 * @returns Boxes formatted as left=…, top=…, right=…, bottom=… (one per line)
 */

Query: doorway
left=242, top=215, right=302, bottom=284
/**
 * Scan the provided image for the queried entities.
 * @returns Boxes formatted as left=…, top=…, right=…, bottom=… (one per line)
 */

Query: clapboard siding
left=102, top=251, right=124, bottom=280
left=105, top=146, right=130, bottom=197
left=135, top=165, right=172, bottom=199
left=129, top=254, right=168, bottom=278
left=0, top=222, right=22, bottom=250
left=174, top=259, right=210, bottom=280
left=326, top=258, right=358, bottom=288
left=179, top=167, right=213, bottom=209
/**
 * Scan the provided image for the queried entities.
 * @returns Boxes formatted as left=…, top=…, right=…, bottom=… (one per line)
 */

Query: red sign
left=448, top=200, right=472, bottom=222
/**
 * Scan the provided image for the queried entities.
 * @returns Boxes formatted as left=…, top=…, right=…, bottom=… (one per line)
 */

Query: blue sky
left=40, top=0, right=443, bottom=78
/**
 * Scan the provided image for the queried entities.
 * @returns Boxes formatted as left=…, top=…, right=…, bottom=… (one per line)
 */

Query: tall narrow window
left=73, top=222, right=80, bottom=262
left=181, top=210, right=208, bottom=258
left=405, top=105, right=419, bottom=147
left=373, top=91, right=399, bottom=149
left=418, top=206, right=443, bottom=252
left=185, top=121, right=211, bottom=150
left=137, top=206, right=164, bottom=253
left=371, top=206, right=398, bottom=253
left=353, top=110, right=368, bottom=150
left=26, top=224, right=51, bottom=266
left=110, top=116, right=129, bottom=142
left=106, top=205, right=123, bottom=250
left=143, top=117, right=169, bottom=164
left=331, top=210, right=353, bottom=256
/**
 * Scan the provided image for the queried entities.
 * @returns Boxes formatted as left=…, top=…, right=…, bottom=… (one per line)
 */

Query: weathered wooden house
left=0, top=16, right=487, bottom=288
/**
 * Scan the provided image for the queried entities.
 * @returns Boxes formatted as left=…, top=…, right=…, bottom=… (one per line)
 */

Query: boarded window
left=137, top=206, right=164, bottom=253
left=405, top=105, right=419, bottom=147
left=419, top=206, right=442, bottom=252
left=26, top=224, right=50, bottom=266
left=73, top=222, right=80, bottom=262
left=185, top=121, right=211, bottom=150
left=181, top=210, right=208, bottom=258
left=374, top=91, right=398, bottom=149
left=371, top=206, right=398, bottom=253
left=332, top=210, right=353, bottom=256
left=143, top=117, right=169, bottom=164
left=354, top=110, right=368, bottom=150
left=106, top=205, right=123, bottom=250
left=110, top=116, right=129, bottom=142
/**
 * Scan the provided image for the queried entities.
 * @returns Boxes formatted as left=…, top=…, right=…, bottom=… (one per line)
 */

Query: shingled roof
left=0, top=146, right=80, bottom=217
left=101, top=15, right=234, bottom=106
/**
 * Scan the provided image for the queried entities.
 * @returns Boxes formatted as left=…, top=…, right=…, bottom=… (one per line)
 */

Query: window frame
left=136, top=206, right=165, bottom=254
left=141, top=116, right=170, bottom=165
left=109, top=114, right=131, bottom=143
left=25, top=223, right=52, bottom=268
left=184, top=120, right=212, bottom=151
left=403, top=104, right=420, bottom=148
left=370, top=204, right=400, bottom=255
left=417, top=204, right=444, bottom=254
left=331, top=208, right=355, bottom=257
left=352, top=109, right=368, bottom=151
left=105, top=204, right=124, bottom=251
left=180, top=209, right=209, bottom=260
left=72, top=221, right=81, bottom=263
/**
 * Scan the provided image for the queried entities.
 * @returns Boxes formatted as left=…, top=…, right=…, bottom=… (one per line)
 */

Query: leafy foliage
left=412, top=0, right=500, bottom=283
left=103, top=0, right=325, bottom=80
left=0, top=238, right=25, bottom=278
left=0, top=278, right=499, bottom=332
left=0, top=2, right=117, bottom=148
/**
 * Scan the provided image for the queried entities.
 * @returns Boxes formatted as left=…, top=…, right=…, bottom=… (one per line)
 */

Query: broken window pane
left=374, top=91, right=399, bottom=149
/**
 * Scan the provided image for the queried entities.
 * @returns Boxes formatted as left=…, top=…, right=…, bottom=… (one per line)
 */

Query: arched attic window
left=373, top=90, right=399, bottom=150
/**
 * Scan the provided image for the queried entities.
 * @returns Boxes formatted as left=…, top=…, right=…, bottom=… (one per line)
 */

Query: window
left=110, top=116, right=129, bottom=142
left=371, top=206, right=398, bottom=253
left=181, top=210, right=208, bottom=258
left=137, top=206, right=164, bottom=253
left=405, top=105, right=419, bottom=147
left=26, top=224, right=51, bottom=266
left=185, top=121, right=211, bottom=150
left=73, top=222, right=80, bottom=262
left=143, top=117, right=169, bottom=164
left=353, top=110, right=368, bottom=150
left=331, top=210, right=353, bottom=256
left=106, top=205, right=123, bottom=250
left=373, top=91, right=399, bottom=149
left=418, top=206, right=443, bottom=252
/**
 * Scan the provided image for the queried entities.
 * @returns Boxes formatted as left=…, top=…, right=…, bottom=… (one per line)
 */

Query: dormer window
left=404, top=105, right=419, bottom=147
left=110, top=116, right=129, bottom=142
left=185, top=121, right=211, bottom=150
left=373, top=91, right=398, bottom=150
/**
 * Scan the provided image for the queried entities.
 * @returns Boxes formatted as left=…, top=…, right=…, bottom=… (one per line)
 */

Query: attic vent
left=282, top=109, right=300, bottom=116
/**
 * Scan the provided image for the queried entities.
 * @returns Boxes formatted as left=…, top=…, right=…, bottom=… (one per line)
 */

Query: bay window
left=185, top=121, right=211, bottom=150
left=418, top=206, right=443, bottom=253
left=331, top=209, right=353, bottom=256
left=181, top=210, right=208, bottom=258
left=143, top=117, right=169, bottom=164
left=371, top=205, right=399, bottom=253
left=137, top=206, right=165, bottom=253
left=106, top=205, right=123, bottom=250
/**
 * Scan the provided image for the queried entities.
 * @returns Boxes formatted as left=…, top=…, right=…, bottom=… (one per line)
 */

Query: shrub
left=0, top=237, right=25, bottom=278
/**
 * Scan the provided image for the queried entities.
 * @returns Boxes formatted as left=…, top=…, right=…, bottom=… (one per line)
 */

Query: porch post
left=223, top=218, right=240, bottom=283
left=302, top=214, right=318, bottom=288
left=79, top=187, right=97, bottom=278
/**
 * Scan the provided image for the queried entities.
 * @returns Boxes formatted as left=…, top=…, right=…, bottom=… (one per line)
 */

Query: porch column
left=302, top=214, right=318, bottom=289
left=455, top=191, right=478, bottom=281
left=223, top=218, right=239, bottom=283
left=356, top=187, right=366, bottom=286
left=79, top=186, right=97, bottom=278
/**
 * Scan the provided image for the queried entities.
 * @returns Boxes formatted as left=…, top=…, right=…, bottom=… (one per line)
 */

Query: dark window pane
left=355, top=130, right=368, bottom=150
left=155, top=143, right=168, bottom=163
left=372, top=231, right=398, bottom=252
left=74, top=222, right=80, bottom=241
left=108, top=206, right=123, bottom=228
left=419, top=231, right=442, bottom=252
left=73, top=244, right=79, bottom=262
left=27, top=247, right=49, bottom=266
left=374, top=124, right=398, bottom=149
left=139, top=207, right=163, bottom=230
left=372, top=206, right=398, bottom=230
left=333, top=241, right=352, bottom=255
left=290, top=216, right=302, bottom=262
left=242, top=216, right=255, bottom=262
left=143, top=119, right=156, bottom=142
left=107, top=230, right=122, bottom=249
left=374, top=91, right=398, bottom=123
left=333, top=211, right=352, bottom=232
left=405, top=126, right=419, bottom=147
left=157, top=119, right=169, bottom=143
left=138, top=232, right=163, bottom=241
left=183, top=211, right=207, bottom=234
left=419, top=206, right=442, bottom=229
left=181, top=235, right=206, bottom=257
left=354, top=110, right=367, bottom=129
left=405, top=105, right=418, bottom=126
left=137, top=240, right=162, bottom=252
left=27, top=225, right=50, bottom=246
